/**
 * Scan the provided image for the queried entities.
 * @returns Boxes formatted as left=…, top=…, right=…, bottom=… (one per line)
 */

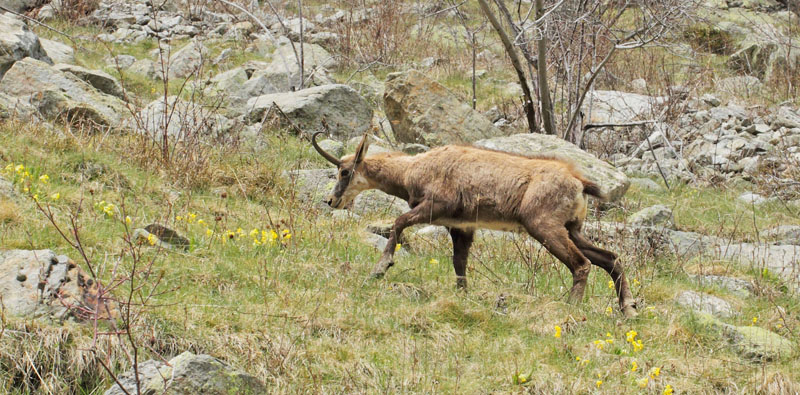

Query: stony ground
left=0, top=0, right=799, bottom=393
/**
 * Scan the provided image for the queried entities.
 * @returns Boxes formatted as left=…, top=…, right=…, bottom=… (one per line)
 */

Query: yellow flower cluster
left=553, top=325, right=562, bottom=338
left=95, top=200, right=116, bottom=217
left=172, top=211, right=292, bottom=249
left=626, top=330, right=643, bottom=352
left=3, top=163, right=50, bottom=197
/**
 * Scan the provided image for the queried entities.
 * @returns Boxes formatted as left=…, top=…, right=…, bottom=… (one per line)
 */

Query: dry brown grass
left=0, top=200, right=19, bottom=225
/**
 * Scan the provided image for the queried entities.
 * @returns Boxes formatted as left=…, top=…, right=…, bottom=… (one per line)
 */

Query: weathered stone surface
left=0, top=91, right=36, bottom=119
left=762, top=225, right=800, bottom=245
left=773, top=107, right=800, bottom=129
left=128, top=58, right=160, bottom=80
left=104, top=351, right=266, bottom=395
left=361, top=232, right=408, bottom=257
left=629, top=177, right=665, bottom=192
left=1, top=0, right=40, bottom=12
left=583, top=90, right=666, bottom=124
left=0, top=13, right=52, bottom=78
left=0, top=249, right=103, bottom=320
left=317, top=138, right=344, bottom=158
left=0, top=57, right=127, bottom=126
left=675, top=290, right=734, bottom=317
left=55, top=63, right=124, bottom=98
left=384, top=70, right=508, bottom=146
left=247, top=84, right=372, bottom=140
left=131, top=96, right=232, bottom=139
left=241, top=42, right=336, bottom=97
left=473, top=133, right=630, bottom=201
left=39, top=38, right=74, bottom=64
left=696, top=313, right=794, bottom=361
left=629, top=205, right=675, bottom=229
left=168, top=41, right=208, bottom=79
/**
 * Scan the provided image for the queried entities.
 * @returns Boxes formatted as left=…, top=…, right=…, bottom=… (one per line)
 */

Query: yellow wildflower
left=626, top=330, right=638, bottom=343
left=631, top=361, right=638, bottom=372
left=146, top=234, right=156, bottom=246
left=250, top=228, right=260, bottom=238
left=283, top=232, right=292, bottom=240
left=197, top=219, right=205, bottom=226
left=176, top=215, right=183, bottom=221
left=605, top=306, right=613, bottom=315
left=637, top=377, right=649, bottom=388
left=252, top=239, right=262, bottom=247
left=206, top=228, right=213, bottom=237
left=554, top=325, right=562, bottom=338
left=125, top=216, right=132, bottom=225
left=663, top=384, right=674, bottom=395
left=593, top=340, right=604, bottom=350
left=50, top=192, right=60, bottom=201
left=518, top=373, right=528, bottom=383
left=395, top=243, right=402, bottom=251
left=429, top=258, right=439, bottom=265
left=633, top=278, right=640, bottom=286
left=32, top=194, right=39, bottom=201
left=39, top=174, right=49, bottom=183
left=596, top=380, right=602, bottom=388
left=188, top=212, right=196, bottom=223
left=752, top=317, right=758, bottom=325
left=14, top=164, right=24, bottom=173
left=650, top=367, right=661, bottom=378
left=608, top=280, right=614, bottom=289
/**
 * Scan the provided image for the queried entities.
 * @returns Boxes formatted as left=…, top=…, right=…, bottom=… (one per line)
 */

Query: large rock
left=131, top=96, right=232, bottom=139
left=0, top=249, right=106, bottom=320
left=247, top=84, right=372, bottom=139
left=628, top=204, right=675, bottom=229
left=39, top=38, right=74, bottom=64
left=583, top=90, right=666, bottom=124
left=0, top=13, right=52, bottom=78
left=1, top=0, right=39, bottom=12
left=104, top=351, right=266, bottom=395
left=0, top=57, right=127, bottom=126
left=675, top=290, right=734, bottom=318
left=168, top=41, right=208, bottom=79
left=54, top=63, right=124, bottom=98
left=384, top=70, right=508, bottom=145
left=0, top=91, right=36, bottom=120
left=240, top=42, right=336, bottom=98
left=696, top=313, right=794, bottom=361
left=473, top=133, right=630, bottom=201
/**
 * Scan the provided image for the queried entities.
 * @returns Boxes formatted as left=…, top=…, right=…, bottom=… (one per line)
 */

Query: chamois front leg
left=448, top=228, right=474, bottom=289
left=370, top=199, right=446, bottom=279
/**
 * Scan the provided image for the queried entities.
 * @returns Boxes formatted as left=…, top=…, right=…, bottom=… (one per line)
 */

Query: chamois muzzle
left=311, top=131, right=342, bottom=167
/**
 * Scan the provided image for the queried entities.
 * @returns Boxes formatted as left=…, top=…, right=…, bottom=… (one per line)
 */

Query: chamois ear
left=353, top=133, right=370, bottom=164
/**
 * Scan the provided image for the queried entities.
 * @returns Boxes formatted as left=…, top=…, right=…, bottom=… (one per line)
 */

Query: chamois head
left=312, top=132, right=371, bottom=209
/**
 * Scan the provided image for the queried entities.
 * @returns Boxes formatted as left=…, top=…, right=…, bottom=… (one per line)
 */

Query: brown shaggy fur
left=317, top=134, right=636, bottom=316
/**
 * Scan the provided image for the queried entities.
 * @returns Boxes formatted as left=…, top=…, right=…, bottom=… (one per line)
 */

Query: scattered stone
left=131, top=96, right=232, bottom=139
left=360, top=232, right=408, bottom=257
left=0, top=57, right=127, bottom=126
left=474, top=133, right=630, bottom=201
left=128, top=59, right=160, bottom=80
left=628, top=205, right=675, bottom=229
left=144, top=224, right=190, bottom=250
left=738, top=192, right=770, bottom=205
left=247, top=84, right=373, bottom=140
left=39, top=38, right=74, bottom=64
left=242, top=42, right=336, bottom=97
left=0, top=249, right=107, bottom=321
left=317, top=139, right=344, bottom=158
left=696, top=313, right=794, bottom=362
left=54, top=64, right=125, bottom=99
left=0, top=13, right=52, bottom=78
left=104, top=351, right=266, bottom=395
left=773, top=107, right=800, bottom=129
left=701, top=93, right=722, bottom=107
left=168, top=41, right=208, bottom=79
left=762, top=225, right=800, bottom=245
left=583, top=90, right=666, bottom=124
left=110, top=54, right=137, bottom=70
left=384, top=70, right=509, bottom=145
left=675, top=290, right=734, bottom=317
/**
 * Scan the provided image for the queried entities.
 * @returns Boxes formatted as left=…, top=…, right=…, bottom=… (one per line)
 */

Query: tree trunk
left=477, top=0, right=539, bottom=133
left=535, top=0, right=555, bottom=135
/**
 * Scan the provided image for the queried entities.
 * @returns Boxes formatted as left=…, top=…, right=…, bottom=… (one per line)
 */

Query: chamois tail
left=580, top=178, right=607, bottom=201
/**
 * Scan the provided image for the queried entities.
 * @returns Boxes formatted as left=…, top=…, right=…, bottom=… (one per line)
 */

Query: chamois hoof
left=455, top=276, right=467, bottom=289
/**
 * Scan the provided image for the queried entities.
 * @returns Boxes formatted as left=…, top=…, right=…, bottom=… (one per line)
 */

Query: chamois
left=313, top=132, right=637, bottom=316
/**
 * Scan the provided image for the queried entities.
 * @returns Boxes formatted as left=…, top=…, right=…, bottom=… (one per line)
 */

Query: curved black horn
left=312, top=131, right=341, bottom=167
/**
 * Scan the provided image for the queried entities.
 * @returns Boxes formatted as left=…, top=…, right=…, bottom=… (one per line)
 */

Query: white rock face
left=675, top=290, right=734, bottom=318
left=0, top=13, right=52, bottom=77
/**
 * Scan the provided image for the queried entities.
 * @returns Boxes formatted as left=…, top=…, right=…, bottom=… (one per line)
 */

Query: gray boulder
left=168, top=41, right=208, bottom=79
left=473, top=133, right=630, bottom=201
left=128, top=58, right=160, bottom=80
left=131, top=96, right=232, bottom=139
left=675, top=290, right=734, bottom=318
left=0, top=13, right=52, bottom=78
left=54, top=64, right=124, bottom=98
left=696, top=313, right=794, bottom=361
left=247, top=84, right=372, bottom=139
left=691, top=274, right=754, bottom=296
left=384, top=70, right=509, bottom=145
left=0, top=57, right=127, bottom=126
left=773, top=107, right=800, bottom=129
left=1, top=0, right=40, bottom=12
left=39, top=38, right=74, bottom=64
left=762, top=225, right=800, bottom=245
left=0, top=249, right=106, bottom=320
left=629, top=177, right=665, bottom=192
left=0, top=91, right=36, bottom=120
left=628, top=204, right=675, bottom=229
left=104, top=351, right=266, bottom=395
left=242, top=42, right=336, bottom=96
left=583, top=90, right=666, bottom=124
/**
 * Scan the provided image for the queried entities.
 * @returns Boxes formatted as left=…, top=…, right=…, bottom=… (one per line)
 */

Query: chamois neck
left=361, top=154, right=411, bottom=201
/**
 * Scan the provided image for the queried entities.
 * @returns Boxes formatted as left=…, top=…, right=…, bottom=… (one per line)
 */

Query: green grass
left=2, top=117, right=800, bottom=393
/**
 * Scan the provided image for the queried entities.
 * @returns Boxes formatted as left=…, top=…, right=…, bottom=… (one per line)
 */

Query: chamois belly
left=432, top=218, right=526, bottom=233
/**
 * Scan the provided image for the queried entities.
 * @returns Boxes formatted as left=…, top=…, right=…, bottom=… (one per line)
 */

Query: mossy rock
left=696, top=313, right=794, bottom=362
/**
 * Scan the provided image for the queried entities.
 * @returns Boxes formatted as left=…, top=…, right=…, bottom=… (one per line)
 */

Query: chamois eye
left=341, top=169, right=351, bottom=178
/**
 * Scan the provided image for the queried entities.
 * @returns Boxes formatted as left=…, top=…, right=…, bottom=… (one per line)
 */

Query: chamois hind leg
left=524, top=221, right=592, bottom=304
left=448, top=228, right=475, bottom=289
left=568, top=225, right=637, bottom=317
left=371, top=199, right=447, bottom=278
